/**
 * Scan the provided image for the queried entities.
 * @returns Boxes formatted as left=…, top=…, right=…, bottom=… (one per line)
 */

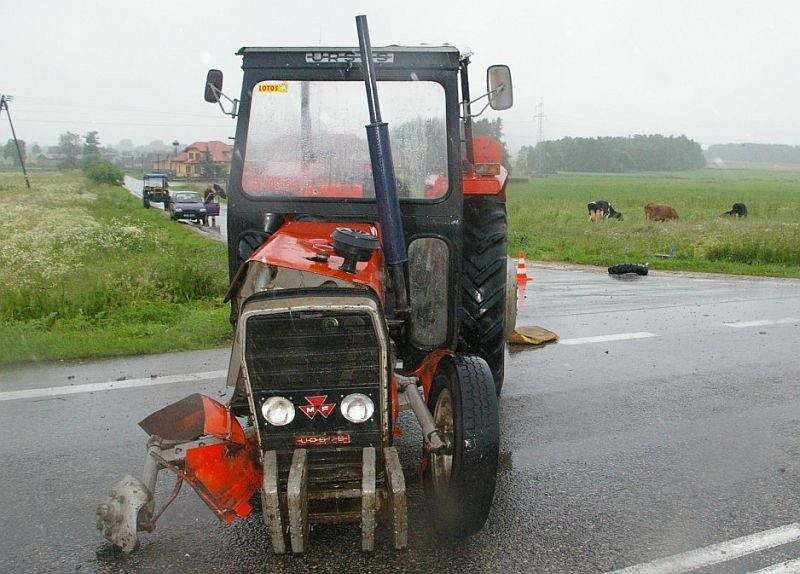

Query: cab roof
left=236, top=45, right=463, bottom=56
left=236, top=45, right=466, bottom=71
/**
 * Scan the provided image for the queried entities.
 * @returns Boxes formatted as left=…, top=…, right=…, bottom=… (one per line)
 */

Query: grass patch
left=508, top=168, right=800, bottom=277
left=0, top=171, right=231, bottom=364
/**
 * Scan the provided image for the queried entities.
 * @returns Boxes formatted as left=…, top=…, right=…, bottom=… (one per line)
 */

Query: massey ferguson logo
left=298, top=395, right=335, bottom=419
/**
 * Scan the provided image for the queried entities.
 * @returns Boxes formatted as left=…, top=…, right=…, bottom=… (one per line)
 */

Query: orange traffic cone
left=516, top=251, right=530, bottom=282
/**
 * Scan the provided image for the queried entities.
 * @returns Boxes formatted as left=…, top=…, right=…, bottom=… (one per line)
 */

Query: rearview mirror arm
left=461, top=83, right=506, bottom=119
left=207, top=83, right=239, bottom=118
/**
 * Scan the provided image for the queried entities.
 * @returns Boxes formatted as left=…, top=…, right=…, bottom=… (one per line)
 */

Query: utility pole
left=533, top=98, right=547, bottom=174
left=0, top=94, right=32, bottom=189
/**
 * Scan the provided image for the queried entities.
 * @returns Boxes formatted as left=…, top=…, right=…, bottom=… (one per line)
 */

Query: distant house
left=171, top=140, right=232, bottom=179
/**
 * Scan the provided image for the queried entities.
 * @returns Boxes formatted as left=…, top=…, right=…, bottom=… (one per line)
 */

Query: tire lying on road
left=608, top=263, right=649, bottom=276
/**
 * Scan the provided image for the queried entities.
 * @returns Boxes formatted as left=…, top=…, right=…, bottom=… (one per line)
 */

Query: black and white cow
left=723, top=203, right=748, bottom=218
left=588, top=200, right=624, bottom=221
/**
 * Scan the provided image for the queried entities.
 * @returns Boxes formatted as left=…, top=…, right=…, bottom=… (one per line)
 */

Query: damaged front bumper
left=96, top=393, right=407, bottom=553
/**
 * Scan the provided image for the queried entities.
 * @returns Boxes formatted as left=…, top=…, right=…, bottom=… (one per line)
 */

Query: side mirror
left=205, top=69, right=223, bottom=103
left=487, top=65, right=513, bottom=110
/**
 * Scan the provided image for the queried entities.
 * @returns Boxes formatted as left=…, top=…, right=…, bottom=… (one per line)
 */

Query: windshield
left=174, top=192, right=201, bottom=203
left=242, top=80, right=448, bottom=200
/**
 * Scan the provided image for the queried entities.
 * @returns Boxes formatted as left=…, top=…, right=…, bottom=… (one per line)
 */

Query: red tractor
left=97, top=15, right=515, bottom=553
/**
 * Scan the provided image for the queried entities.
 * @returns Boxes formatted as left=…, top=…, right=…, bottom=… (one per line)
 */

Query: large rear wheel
left=459, top=196, right=509, bottom=395
left=423, top=354, right=499, bottom=539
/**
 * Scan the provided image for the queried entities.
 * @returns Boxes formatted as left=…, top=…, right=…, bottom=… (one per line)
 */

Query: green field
left=508, top=168, right=800, bottom=277
left=0, top=171, right=231, bottom=364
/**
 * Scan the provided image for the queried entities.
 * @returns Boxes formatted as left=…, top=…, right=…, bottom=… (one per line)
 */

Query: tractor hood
left=226, top=220, right=384, bottom=304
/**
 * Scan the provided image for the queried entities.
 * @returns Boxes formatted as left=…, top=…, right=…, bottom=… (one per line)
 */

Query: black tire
left=458, top=196, right=509, bottom=395
left=608, top=263, right=649, bottom=276
left=423, top=354, right=499, bottom=539
left=143, top=194, right=150, bottom=208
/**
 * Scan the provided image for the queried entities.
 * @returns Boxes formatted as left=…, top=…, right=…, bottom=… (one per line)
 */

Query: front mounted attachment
left=96, top=395, right=261, bottom=553
left=97, top=393, right=407, bottom=554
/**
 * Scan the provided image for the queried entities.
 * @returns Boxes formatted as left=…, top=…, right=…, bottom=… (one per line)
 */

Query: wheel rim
left=430, top=388, right=454, bottom=489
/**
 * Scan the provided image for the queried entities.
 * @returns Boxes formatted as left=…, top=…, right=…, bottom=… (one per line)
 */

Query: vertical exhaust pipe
left=355, top=15, right=409, bottom=314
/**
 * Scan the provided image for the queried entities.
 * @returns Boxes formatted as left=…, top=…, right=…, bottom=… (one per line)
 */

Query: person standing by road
left=203, top=185, right=217, bottom=226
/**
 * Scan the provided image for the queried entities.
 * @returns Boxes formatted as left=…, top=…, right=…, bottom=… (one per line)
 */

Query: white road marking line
left=559, top=332, right=658, bottom=345
left=0, top=370, right=227, bottom=402
left=606, top=522, right=800, bottom=574
left=748, top=557, right=800, bottom=573
left=725, top=318, right=799, bottom=328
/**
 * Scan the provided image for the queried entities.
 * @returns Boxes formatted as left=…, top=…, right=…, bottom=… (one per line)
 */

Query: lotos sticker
left=256, top=81, right=288, bottom=94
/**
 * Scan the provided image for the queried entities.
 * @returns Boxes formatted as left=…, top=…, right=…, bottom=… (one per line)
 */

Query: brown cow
left=644, top=202, right=679, bottom=221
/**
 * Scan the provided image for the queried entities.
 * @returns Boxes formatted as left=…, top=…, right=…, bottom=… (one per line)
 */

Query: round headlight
left=261, top=396, right=295, bottom=426
left=340, top=393, right=374, bottom=423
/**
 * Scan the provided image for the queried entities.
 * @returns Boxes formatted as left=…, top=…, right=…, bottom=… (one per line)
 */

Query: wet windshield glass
left=243, top=80, right=448, bottom=200
left=175, top=192, right=201, bottom=203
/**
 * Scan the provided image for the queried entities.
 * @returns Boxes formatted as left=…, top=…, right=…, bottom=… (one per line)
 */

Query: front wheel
left=143, top=194, right=150, bottom=208
left=423, top=354, right=499, bottom=539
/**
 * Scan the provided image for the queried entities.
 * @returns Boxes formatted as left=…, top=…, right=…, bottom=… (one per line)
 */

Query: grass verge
left=0, top=171, right=231, bottom=365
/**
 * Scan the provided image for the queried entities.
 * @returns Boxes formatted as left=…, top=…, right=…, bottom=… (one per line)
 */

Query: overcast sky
left=2, top=0, right=798, bottom=154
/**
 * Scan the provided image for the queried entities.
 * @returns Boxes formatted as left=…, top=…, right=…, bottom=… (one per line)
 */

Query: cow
left=722, top=202, right=748, bottom=218
left=644, top=202, right=679, bottom=221
left=588, top=200, right=624, bottom=222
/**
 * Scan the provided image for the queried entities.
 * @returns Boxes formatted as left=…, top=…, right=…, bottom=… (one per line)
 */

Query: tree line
left=4, top=130, right=122, bottom=185
left=518, top=134, right=706, bottom=173
left=3, top=130, right=101, bottom=169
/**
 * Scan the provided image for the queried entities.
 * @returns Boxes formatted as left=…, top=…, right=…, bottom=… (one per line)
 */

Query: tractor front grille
left=244, top=310, right=381, bottom=391
left=238, top=291, right=390, bottom=452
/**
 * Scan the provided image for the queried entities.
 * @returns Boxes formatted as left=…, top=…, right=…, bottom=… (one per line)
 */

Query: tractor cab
left=209, top=44, right=513, bottom=379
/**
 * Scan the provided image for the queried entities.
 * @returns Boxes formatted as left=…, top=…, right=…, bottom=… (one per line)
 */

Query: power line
left=15, top=117, right=230, bottom=128
left=533, top=98, right=546, bottom=144
left=10, top=93, right=221, bottom=119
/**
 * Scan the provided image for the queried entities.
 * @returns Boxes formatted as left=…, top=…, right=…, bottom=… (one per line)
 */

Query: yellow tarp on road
left=507, top=326, right=559, bottom=346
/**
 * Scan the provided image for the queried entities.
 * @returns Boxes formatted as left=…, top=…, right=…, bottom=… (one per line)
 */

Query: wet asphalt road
left=1, top=264, right=799, bottom=574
